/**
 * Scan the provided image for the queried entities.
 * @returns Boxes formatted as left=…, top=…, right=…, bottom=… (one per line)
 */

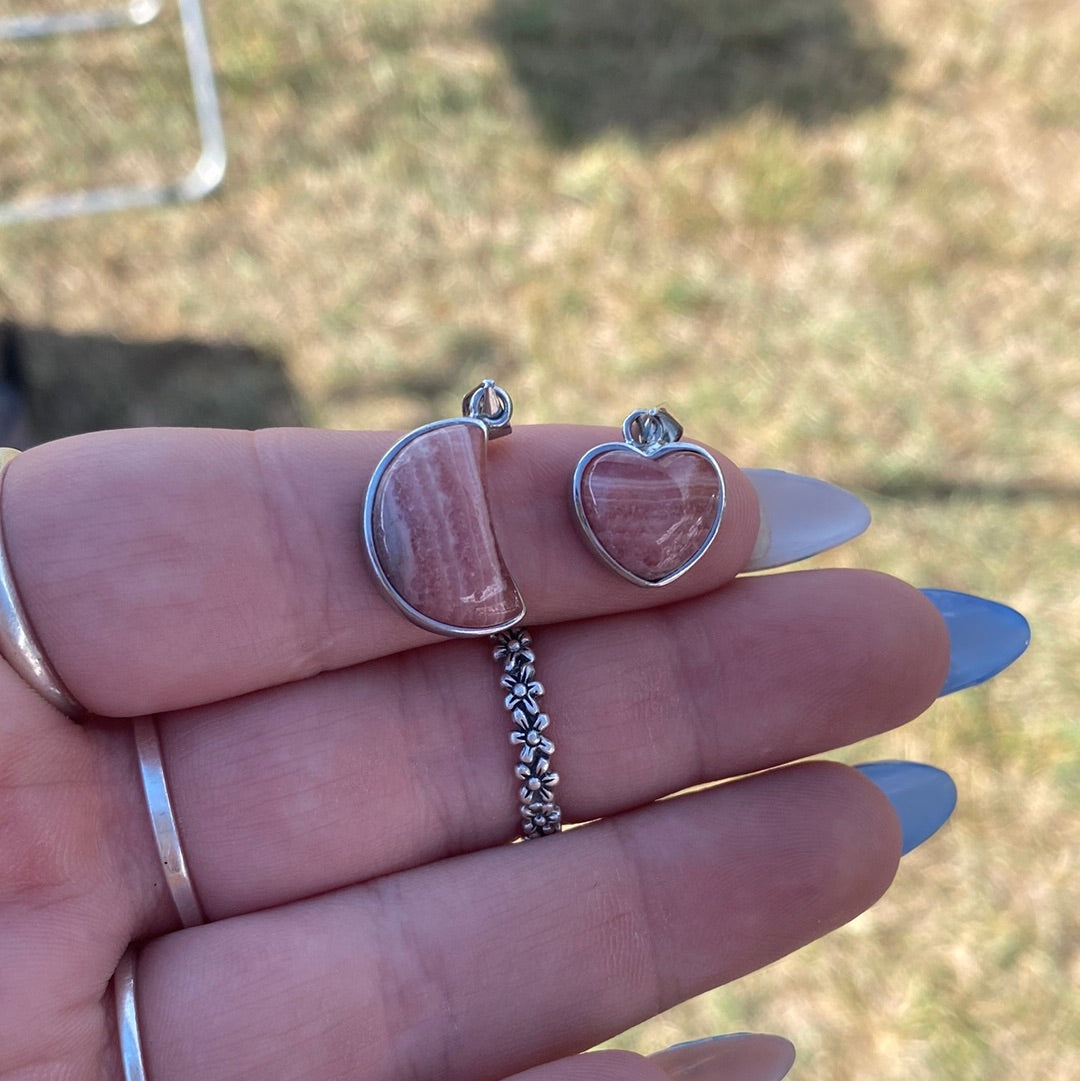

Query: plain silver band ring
left=0, top=449, right=85, bottom=720
left=114, top=947, right=149, bottom=1081
left=134, top=717, right=206, bottom=927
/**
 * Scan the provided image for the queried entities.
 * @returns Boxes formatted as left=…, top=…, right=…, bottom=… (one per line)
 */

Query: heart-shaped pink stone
left=578, top=449, right=721, bottom=582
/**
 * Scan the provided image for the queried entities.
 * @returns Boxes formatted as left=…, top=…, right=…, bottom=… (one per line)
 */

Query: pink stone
left=579, top=449, right=721, bottom=582
left=370, top=423, right=524, bottom=632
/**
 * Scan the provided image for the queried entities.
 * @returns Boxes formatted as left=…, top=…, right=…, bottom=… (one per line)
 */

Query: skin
left=0, top=426, right=950, bottom=1081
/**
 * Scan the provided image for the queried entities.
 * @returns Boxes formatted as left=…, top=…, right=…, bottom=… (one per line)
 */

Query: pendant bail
left=622, top=407, right=683, bottom=452
left=463, top=380, right=513, bottom=438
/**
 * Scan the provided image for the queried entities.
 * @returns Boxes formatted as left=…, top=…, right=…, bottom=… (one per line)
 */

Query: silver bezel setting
left=363, top=415, right=525, bottom=637
left=571, top=415, right=726, bottom=588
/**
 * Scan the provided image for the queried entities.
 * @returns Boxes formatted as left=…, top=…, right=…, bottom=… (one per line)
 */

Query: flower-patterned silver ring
left=493, top=628, right=562, bottom=839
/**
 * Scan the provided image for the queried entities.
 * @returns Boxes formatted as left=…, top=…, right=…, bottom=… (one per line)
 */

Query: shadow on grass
left=0, top=322, right=307, bottom=447
left=485, top=0, right=905, bottom=145
left=857, top=475, right=1080, bottom=504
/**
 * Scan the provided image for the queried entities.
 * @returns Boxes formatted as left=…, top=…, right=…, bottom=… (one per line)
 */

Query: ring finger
left=106, top=566, right=947, bottom=925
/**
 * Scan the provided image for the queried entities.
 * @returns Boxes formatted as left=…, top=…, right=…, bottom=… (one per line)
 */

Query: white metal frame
left=0, top=0, right=226, bottom=224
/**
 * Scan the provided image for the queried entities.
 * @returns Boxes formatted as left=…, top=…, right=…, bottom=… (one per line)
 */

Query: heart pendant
left=571, top=408, right=725, bottom=587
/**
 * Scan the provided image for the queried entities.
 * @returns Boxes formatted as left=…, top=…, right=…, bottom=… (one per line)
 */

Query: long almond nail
left=743, top=469, right=870, bottom=571
left=649, top=1032, right=796, bottom=1080
left=921, top=589, right=1031, bottom=695
left=855, top=760, right=957, bottom=855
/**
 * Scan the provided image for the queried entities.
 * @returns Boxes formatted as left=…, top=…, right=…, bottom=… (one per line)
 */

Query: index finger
left=1, top=425, right=760, bottom=716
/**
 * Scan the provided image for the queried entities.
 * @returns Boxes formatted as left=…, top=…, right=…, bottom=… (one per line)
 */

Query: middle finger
left=109, top=567, right=947, bottom=924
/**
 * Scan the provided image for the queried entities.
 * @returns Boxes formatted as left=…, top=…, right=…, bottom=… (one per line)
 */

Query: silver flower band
left=494, top=629, right=562, bottom=838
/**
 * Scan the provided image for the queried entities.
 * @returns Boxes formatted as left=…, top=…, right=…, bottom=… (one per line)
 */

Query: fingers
left=114, top=567, right=945, bottom=921
left=134, top=763, right=897, bottom=1081
left=3, top=427, right=758, bottom=717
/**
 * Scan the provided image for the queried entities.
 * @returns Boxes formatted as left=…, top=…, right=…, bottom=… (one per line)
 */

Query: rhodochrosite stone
left=579, top=449, right=721, bottom=582
left=369, top=423, right=524, bottom=631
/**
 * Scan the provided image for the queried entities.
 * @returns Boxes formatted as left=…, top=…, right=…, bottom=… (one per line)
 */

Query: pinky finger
left=502, top=1035, right=796, bottom=1081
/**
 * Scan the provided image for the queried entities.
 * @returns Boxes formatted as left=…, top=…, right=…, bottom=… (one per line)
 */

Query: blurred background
left=1, top=0, right=1077, bottom=1077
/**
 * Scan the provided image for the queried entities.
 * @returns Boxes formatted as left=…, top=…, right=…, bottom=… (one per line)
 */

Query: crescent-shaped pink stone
left=370, top=423, right=524, bottom=631
left=580, top=449, right=721, bottom=582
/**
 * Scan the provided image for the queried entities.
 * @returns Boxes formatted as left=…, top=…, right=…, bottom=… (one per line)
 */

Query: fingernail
left=743, top=469, right=870, bottom=572
left=855, top=761, right=957, bottom=855
left=921, top=588, right=1031, bottom=695
left=649, top=1032, right=796, bottom=1080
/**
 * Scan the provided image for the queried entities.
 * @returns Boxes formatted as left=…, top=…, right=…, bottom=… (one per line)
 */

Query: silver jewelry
left=363, top=380, right=524, bottom=637
left=113, top=947, right=149, bottom=1081
left=571, top=407, right=725, bottom=586
left=363, top=383, right=560, bottom=838
left=0, top=448, right=85, bottom=719
left=494, top=629, right=561, bottom=838
left=134, top=716, right=206, bottom=927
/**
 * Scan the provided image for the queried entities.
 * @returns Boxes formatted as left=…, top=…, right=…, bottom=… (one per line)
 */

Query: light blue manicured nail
left=856, top=761, right=957, bottom=855
left=743, top=469, right=870, bottom=572
left=662, top=1033, right=756, bottom=1053
left=649, top=1032, right=796, bottom=1081
left=921, top=588, right=1031, bottom=695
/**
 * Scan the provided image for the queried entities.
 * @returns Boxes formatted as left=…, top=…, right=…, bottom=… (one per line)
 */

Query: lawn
left=1, top=1, right=1077, bottom=1078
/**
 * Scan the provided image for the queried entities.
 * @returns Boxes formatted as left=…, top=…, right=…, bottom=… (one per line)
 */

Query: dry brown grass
left=1, top=1, right=1077, bottom=1077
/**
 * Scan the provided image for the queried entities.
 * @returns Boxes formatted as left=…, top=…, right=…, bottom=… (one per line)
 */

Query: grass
left=1, top=0, right=1077, bottom=1077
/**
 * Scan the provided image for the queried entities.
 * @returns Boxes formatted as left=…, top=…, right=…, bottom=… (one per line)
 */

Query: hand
left=1, top=425, right=952, bottom=1081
